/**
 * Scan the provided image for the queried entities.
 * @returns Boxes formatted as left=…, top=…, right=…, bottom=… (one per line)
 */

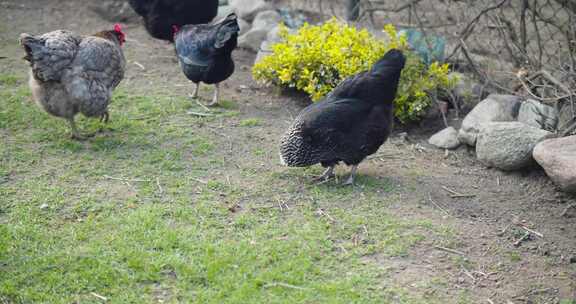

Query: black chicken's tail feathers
left=214, top=13, right=240, bottom=48
left=370, top=49, right=406, bottom=75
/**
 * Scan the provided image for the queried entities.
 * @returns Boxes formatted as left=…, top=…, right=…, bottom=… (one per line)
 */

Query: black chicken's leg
left=190, top=82, right=200, bottom=99
left=207, top=83, right=220, bottom=107
left=313, top=165, right=335, bottom=183
left=343, top=165, right=358, bottom=185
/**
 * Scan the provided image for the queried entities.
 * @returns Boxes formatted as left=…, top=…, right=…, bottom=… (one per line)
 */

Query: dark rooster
left=174, top=13, right=239, bottom=106
left=279, top=49, right=406, bottom=185
left=128, top=0, right=218, bottom=42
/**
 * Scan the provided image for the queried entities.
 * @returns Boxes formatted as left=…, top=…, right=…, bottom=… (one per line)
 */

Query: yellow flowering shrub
left=252, top=19, right=455, bottom=122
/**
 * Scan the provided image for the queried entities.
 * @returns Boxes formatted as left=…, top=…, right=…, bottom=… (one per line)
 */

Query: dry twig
left=90, top=292, right=108, bottom=302
left=441, top=186, right=476, bottom=198
left=428, top=194, right=451, bottom=216
left=156, top=177, right=163, bottom=195
left=103, top=175, right=151, bottom=182
left=187, top=111, right=214, bottom=117
left=560, top=204, right=576, bottom=217
left=263, top=282, right=310, bottom=290
left=434, top=245, right=466, bottom=256
left=520, top=225, right=544, bottom=238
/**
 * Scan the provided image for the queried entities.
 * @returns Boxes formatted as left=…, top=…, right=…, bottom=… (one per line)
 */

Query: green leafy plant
left=253, top=19, right=455, bottom=122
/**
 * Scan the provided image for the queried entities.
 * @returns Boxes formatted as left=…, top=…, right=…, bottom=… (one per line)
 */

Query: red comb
left=114, top=24, right=122, bottom=33
left=172, top=25, right=179, bottom=33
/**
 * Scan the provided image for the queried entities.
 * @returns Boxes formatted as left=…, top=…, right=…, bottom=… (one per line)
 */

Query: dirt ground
left=1, top=0, right=575, bottom=303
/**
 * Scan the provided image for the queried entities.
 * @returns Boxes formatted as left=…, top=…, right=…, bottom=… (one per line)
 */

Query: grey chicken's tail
left=19, top=31, right=80, bottom=82
left=214, top=13, right=240, bottom=49
left=19, top=33, right=39, bottom=63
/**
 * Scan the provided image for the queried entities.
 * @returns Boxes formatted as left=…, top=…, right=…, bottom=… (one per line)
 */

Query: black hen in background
left=128, top=0, right=218, bottom=42
left=174, top=13, right=239, bottom=106
left=279, top=49, right=406, bottom=185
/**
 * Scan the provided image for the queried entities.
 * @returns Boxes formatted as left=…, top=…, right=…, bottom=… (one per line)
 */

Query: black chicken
left=174, top=13, right=239, bottom=106
left=128, top=0, right=218, bottom=42
left=279, top=49, right=406, bottom=185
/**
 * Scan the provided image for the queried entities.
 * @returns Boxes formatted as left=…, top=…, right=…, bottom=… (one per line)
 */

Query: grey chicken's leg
left=191, top=82, right=200, bottom=99
left=68, top=118, right=82, bottom=140
left=67, top=117, right=95, bottom=140
left=343, top=165, right=358, bottom=185
left=99, top=110, right=109, bottom=124
left=207, top=83, right=220, bottom=107
left=313, top=165, right=335, bottom=183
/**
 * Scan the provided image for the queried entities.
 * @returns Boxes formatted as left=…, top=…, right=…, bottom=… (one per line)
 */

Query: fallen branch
left=560, top=204, right=576, bottom=217
left=195, top=99, right=212, bottom=112
left=428, top=194, right=451, bottom=216
left=191, top=178, right=208, bottom=184
left=434, top=245, right=466, bottom=256
left=441, top=186, right=476, bottom=198
left=316, top=208, right=336, bottom=223
left=187, top=111, right=214, bottom=117
left=132, top=61, right=145, bottom=70
left=103, top=175, right=151, bottom=182
left=264, top=282, right=310, bottom=290
left=520, top=225, right=544, bottom=238
left=90, top=292, right=108, bottom=302
left=156, top=177, right=163, bottom=195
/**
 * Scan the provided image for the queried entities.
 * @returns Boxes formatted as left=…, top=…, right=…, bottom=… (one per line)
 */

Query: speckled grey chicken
left=19, top=25, right=126, bottom=139
left=279, top=49, right=406, bottom=185
left=174, top=13, right=239, bottom=106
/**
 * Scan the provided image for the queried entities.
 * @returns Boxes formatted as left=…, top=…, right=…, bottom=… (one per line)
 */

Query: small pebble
left=39, top=203, right=49, bottom=210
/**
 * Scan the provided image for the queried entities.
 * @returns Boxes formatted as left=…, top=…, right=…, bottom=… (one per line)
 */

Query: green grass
left=239, top=118, right=262, bottom=127
left=0, top=78, right=455, bottom=303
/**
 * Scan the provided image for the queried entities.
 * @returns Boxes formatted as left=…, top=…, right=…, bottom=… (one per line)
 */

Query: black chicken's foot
left=207, top=83, right=220, bottom=107
left=189, top=82, right=200, bottom=99
left=342, top=165, right=358, bottom=186
left=313, top=166, right=335, bottom=183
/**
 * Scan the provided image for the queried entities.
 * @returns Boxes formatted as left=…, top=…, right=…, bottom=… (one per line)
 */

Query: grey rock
left=266, top=25, right=283, bottom=43
left=255, top=40, right=274, bottom=64
left=533, top=135, right=576, bottom=193
left=476, top=122, right=550, bottom=170
left=517, top=99, right=558, bottom=129
left=428, top=127, right=461, bottom=149
left=90, top=1, right=139, bottom=23
left=238, top=10, right=281, bottom=52
left=458, top=94, right=522, bottom=146
left=229, top=0, right=273, bottom=22
left=215, top=5, right=235, bottom=21
left=254, top=25, right=296, bottom=65
left=252, top=10, right=282, bottom=31
left=238, top=29, right=268, bottom=52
